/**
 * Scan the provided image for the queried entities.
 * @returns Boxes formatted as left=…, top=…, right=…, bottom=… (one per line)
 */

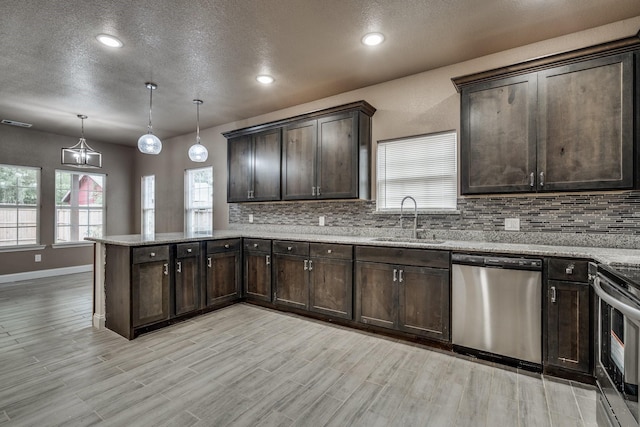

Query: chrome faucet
left=400, top=196, right=418, bottom=239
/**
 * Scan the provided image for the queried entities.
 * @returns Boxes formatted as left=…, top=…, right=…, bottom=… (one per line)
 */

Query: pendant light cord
left=196, top=102, right=201, bottom=144
left=148, top=87, right=154, bottom=133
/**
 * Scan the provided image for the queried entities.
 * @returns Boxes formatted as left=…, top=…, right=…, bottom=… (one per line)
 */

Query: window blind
left=377, top=131, right=457, bottom=210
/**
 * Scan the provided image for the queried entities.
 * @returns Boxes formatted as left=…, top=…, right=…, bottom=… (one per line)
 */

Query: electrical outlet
left=504, top=218, right=520, bottom=231
left=249, top=214, right=254, bottom=223
left=319, top=216, right=325, bottom=226
left=35, top=254, right=41, bottom=262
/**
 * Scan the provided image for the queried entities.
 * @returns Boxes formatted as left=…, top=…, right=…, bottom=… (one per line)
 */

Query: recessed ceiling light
left=256, top=75, right=275, bottom=85
left=362, top=32, right=385, bottom=46
left=96, top=34, right=123, bottom=48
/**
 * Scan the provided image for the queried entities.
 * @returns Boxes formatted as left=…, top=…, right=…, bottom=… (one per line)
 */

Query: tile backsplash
left=229, top=191, right=640, bottom=248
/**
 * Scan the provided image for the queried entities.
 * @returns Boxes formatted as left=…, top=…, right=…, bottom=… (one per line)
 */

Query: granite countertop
left=86, top=229, right=640, bottom=268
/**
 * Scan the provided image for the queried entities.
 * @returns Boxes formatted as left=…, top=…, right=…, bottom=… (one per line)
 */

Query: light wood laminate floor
left=0, top=272, right=597, bottom=426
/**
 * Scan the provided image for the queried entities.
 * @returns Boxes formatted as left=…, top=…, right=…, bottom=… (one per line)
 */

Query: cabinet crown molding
left=222, top=100, right=376, bottom=139
left=451, top=30, right=640, bottom=92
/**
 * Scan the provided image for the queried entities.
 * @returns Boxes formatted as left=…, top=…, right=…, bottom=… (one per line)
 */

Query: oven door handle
left=594, top=276, right=640, bottom=322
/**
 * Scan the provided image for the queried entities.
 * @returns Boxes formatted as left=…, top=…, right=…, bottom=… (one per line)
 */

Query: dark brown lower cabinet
left=309, top=243, right=353, bottom=319
left=205, top=239, right=241, bottom=307
left=355, top=246, right=451, bottom=342
left=131, top=246, right=170, bottom=328
left=174, top=242, right=200, bottom=316
left=243, top=239, right=272, bottom=302
left=273, top=253, right=309, bottom=310
left=546, top=280, right=591, bottom=373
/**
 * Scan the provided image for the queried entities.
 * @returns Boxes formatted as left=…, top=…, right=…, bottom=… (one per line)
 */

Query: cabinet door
left=546, top=280, right=591, bottom=373
left=253, top=129, right=281, bottom=201
left=227, top=135, right=253, bottom=202
left=355, top=261, right=397, bottom=330
left=461, top=74, right=537, bottom=194
left=537, top=53, right=633, bottom=191
left=398, top=265, right=450, bottom=341
left=283, top=120, right=317, bottom=200
left=273, top=254, right=308, bottom=309
left=317, top=112, right=358, bottom=199
left=205, top=251, right=240, bottom=306
left=132, top=261, right=170, bottom=327
left=175, top=256, right=199, bottom=316
left=309, top=257, right=353, bottom=320
left=244, top=252, right=272, bottom=302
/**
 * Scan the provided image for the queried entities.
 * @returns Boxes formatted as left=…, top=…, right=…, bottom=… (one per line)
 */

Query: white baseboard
left=0, top=264, right=93, bottom=284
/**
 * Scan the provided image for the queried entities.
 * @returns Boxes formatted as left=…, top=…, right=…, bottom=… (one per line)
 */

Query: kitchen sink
left=373, top=237, right=445, bottom=244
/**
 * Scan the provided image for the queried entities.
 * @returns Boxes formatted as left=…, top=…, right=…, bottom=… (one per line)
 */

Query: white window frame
left=376, top=131, right=457, bottom=211
left=55, top=170, right=106, bottom=244
left=141, top=175, right=155, bottom=237
left=184, top=167, right=213, bottom=235
left=0, top=164, right=40, bottom=247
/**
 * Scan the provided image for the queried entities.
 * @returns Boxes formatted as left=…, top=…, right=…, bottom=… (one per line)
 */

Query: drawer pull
left=224, top=244, right=230, bottom=249
left=150, top=252, right=156, bottom=257
left=287, top=246, right=292, bottom=251
left=565, top=264, right=574, bottom=275
left=327, top=249, right=332, bottom=254
left=254, top=243, right=258, bottom=248
left=187, top=248, right=192, bottom=253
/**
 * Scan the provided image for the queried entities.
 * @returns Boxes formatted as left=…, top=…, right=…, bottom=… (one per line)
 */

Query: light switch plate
left=249, top=214, right=254, bottom=223
left=319, top=216, right=325, bottom=226
left=504, top=218, right=520, bottom=231
left=35, top=254, right=41, bottom=262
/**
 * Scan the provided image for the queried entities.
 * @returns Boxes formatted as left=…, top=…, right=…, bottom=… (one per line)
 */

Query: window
left=55, top=170, right=105, bottom=243
left=141, top=175, right=155, bottom=236
left=0, top=165, right=40, bottom=246
left=377, top=131, right=457, bottom=211
left=185, top=167, right=213, bottom=235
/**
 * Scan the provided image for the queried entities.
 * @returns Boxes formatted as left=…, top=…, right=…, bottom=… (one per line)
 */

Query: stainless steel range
left=590, top=263, right=640, bottom=427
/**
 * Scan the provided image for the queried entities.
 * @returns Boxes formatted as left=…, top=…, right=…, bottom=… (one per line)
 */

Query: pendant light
left=188, top=99, right=208, bottom=162
left=61, top=115, right=102, bottom=168
left=138, top=82, right=162, bottom=155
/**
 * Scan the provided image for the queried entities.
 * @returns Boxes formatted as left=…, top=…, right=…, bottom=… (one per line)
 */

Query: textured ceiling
left=1, top=0, right=640, bottom=145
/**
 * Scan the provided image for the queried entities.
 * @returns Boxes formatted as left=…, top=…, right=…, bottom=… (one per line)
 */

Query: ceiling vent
left=1, top=119, right=32, bottom=128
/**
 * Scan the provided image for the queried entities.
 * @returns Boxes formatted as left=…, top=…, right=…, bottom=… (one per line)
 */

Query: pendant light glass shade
left=61, top=115, right=102, bottom=168
left=138, top=82, right=162, bottom=155
left=188, top=99, right=208, bottom=162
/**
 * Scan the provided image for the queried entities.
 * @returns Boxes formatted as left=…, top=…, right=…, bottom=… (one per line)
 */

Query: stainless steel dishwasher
left=452, top=253, right=543, bottom=367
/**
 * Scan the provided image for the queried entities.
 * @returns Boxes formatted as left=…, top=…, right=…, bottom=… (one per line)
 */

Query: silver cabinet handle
left=399, top=269, right=404, bottom=283
left=550, top=286, right=556, bottom=303
left=539, top=171, right=544, bottom=187
left=565, top=264, right=574, bottom=275
left=176, top=261, right=182, bottom=273
left=529, top=172, right=534, bottom=187
left=304, top=259, right=309, bottom=271
left=163, top=263, right=168, bottom=276
left=150, top=252, right=156, bottom=257
left=266, top=255, right=270, bottom=265
left=308, top=260, right=313, bottom=271
left=207, top=257, right=212, bottom=268
left=317, top=187, right=321, bottom=196
left=187, top=248, right=192, bottom=253
left=224, top=244, right=230, bottom=249
left=393, top=269, right=398, bottom=282
left=327, top=249, right=332, bottom=254
left=287, top=246, right=292, bottom=251
left=254, top=243, right=258, bottom=248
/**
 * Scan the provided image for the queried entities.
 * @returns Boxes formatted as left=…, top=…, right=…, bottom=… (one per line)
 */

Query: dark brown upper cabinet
left=454, top=35, right=638, bottom=195
left=224, top=101, right=375, bottom=202
left=227, top=128, right=281, bottom=202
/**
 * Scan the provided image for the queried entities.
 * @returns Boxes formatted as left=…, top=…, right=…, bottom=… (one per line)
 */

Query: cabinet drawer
left=244, top=239, right=271, bottom=253
left=355, top=245, right=449, bottom=269
left=176, top=242, right=200, bottom=258
left=310, top=243, right=352, bottom=260
left=206, top=239, right=241, bottom=254
left=547, top=258, right=588, bottom=282
left=132, top=245, right=169, bottom=264
left=273, top=240, right=309, bottom=256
